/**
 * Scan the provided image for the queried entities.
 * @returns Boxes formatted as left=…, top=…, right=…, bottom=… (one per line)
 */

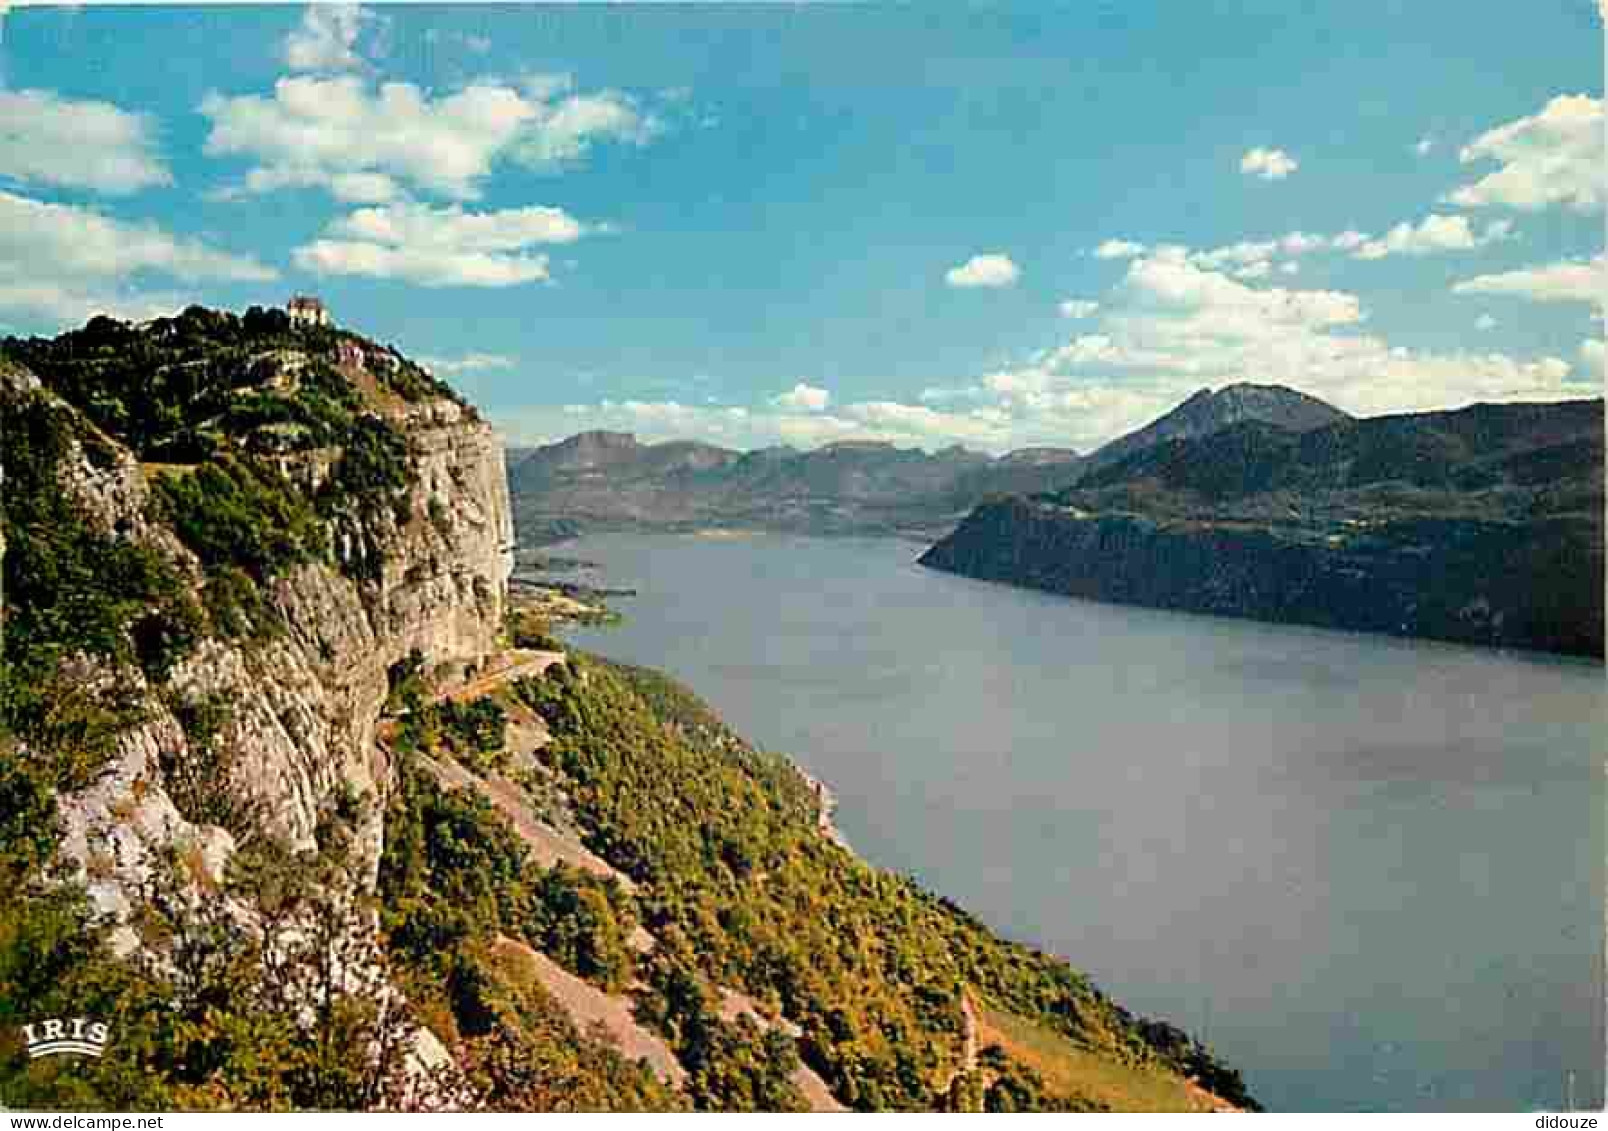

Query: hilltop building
left=287, top=295, right=330, bottom=328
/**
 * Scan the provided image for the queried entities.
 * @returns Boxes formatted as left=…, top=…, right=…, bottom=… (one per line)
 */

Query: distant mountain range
left=920, top=395, right=1604, bottom=657
left=509, top=382, right=1603, bottom=655
left=507, top=430, right=1084, bottom=542
left=507, top=382, right=1339, bottom=542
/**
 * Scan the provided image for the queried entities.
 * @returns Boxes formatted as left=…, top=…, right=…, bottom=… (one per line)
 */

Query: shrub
left=151, top=456, right=325, bottom=581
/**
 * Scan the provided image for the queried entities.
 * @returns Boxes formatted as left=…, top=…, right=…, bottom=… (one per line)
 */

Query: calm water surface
left=558, top=532, right=1605, bottom=1112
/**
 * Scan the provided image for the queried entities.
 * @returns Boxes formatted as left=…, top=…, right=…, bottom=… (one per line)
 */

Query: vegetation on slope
left=4, top=305, right=456, bottom=462
left=0, top=776, right=433, bottom=1110
left=1, top=310, right=1256, bottom=1112
left=511, top=655, right=1256, bottom=1111
left=0, top=385, right=201, bottom=790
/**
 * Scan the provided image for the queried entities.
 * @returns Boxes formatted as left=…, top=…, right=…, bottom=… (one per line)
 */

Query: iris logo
left=21, top=1018, right=109, bottom=1059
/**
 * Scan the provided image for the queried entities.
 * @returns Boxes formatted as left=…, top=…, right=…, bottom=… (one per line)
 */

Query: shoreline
left=794, top=765, right=852, bottom=852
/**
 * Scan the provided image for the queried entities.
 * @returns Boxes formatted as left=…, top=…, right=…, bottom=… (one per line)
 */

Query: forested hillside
left=0, top=309, right=1250, bottom=1112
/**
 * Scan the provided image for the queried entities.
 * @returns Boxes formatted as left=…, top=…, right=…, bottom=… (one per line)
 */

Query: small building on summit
left=287, top=295, right=330, bottom=328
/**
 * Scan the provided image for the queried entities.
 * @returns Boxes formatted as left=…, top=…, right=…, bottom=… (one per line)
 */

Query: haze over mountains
left=508, top=430, right=1082, bottom=542
left=509, top=381, right=1604, bottom=657
left=508, top=382, right=1346, bottom=543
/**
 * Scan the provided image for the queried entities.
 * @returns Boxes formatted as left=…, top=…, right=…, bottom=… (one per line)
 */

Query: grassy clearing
left=974, top=1001, right=1217, bottom=1113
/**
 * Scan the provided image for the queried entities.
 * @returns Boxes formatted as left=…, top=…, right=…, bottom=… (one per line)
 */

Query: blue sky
left=1, top=1, right=1602, bottom=451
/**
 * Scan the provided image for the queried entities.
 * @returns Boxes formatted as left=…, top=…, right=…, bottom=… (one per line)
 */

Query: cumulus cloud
left=326, top=199, right=588, bottom=246
left=504, top=395, right=1018, bottom=453
left=1093, top=239, right=1146, bottom=260
left=510, top=74, right=662, bottom=171
left=284, top=3, right=370, bottom=72
left=1110, top=219, right=1514, bottom=281
left=0, top=89, right=170, bottom=194
left=415, top=352, right=517, bottom=375
left=0, top=189, right=276, bottom=328
left=1451, top=254, right=1604, bottom=305
left=202, top=72, right=663, bottom=202
left=513, top=241, right=1594, bottom=454
left=945, top=253, right=1020, bottom=288
left=1448, top=94, right=1603, bottom=212
left=1475, top=314, right=1497, bottom=331
left=1352, top=214, right=1512, bottom=260
left=771, top=382, right=831, bottom=412
left=292, top=199, right=595, bottom=286
left=1058, top=299, right=1100, bottom=319
left=1239, top=146, right=1298, bottom=180
left=1414, top=136, right=1435, bottom=156
left=953, top=254, right=1582, bottom=441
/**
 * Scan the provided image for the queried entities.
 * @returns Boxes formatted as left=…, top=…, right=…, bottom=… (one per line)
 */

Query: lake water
left=557, top=532, right=1606, bottom=1112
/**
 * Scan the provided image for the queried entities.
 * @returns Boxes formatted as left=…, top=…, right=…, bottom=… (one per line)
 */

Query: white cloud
left=327, top=199, right=589, bottom=247
left=510, top=75, right=662, bottom=171
left=517, top=237, right=1597, bottom=454
left=1183, top=232, right=1346, bottom=279
left=1475, top=314, right=1497, bottom=331
left=1414, top=136, right=1435, bottom=156
left=292, top=200, right=595, bottom=286
left=284, top=3, right=370, bottom=72
left=945, top=253, right=1020, bottom=288
left=1239, top=147, right=1298, bottom=180
left=1093, top=239, right=1146, bottom=260
left=968, top=254, right=1583, bottom=440
left=1117, top=218, right=1513, bottom=282
left=0, top=89, right=170, bottom=194
left=1058, top=299, right=1100, bottom=319
left=1353, top=214, right=1512, bottom=260
left=415, top=352, right=517, bottom=375
left=1451, top=254, right=1604, bottom=305
left=202, top=72, right=663, bottom=202
left=295, top=240, right=550, bottom=286
left=0, top=189, right=276, bottom=329
left=771, top=382, right=831, bottom=412
left=1448, top=94, right=1603, bottom=212
left=503, top=395, right=1019, bottom=453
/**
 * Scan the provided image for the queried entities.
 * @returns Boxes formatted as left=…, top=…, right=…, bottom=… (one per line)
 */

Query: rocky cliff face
left=2, top=318, right=514, bottom=945
left=921, top=499, right=1602, bottom=657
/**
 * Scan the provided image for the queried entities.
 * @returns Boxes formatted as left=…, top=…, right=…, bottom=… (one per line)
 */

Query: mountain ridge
left=507, top=431, right=1082, bottom=543
left=0, top=307, right=1253, bottom=1112
left=920, top=395, right=1604, bottom=657
left=505, top=382, right=1358, bottom=542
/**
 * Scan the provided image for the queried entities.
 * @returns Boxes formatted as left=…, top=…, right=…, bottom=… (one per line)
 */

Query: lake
left=556, top=532, right=1605, bottom=1112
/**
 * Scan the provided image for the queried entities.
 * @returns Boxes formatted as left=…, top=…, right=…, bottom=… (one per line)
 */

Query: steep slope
left=0, top=307, right=509, bottom=1109
left=508, top=433, right=1081, bottom=542
left=1083, top=382, right=1351, bottom=472
left=2, top=306, right=1252, bottom=1113
left=921, top=397, right=1604, bottom=658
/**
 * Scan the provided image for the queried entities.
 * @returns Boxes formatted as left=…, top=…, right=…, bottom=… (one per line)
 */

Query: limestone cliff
left=1, top=310, right=513, bottom=940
